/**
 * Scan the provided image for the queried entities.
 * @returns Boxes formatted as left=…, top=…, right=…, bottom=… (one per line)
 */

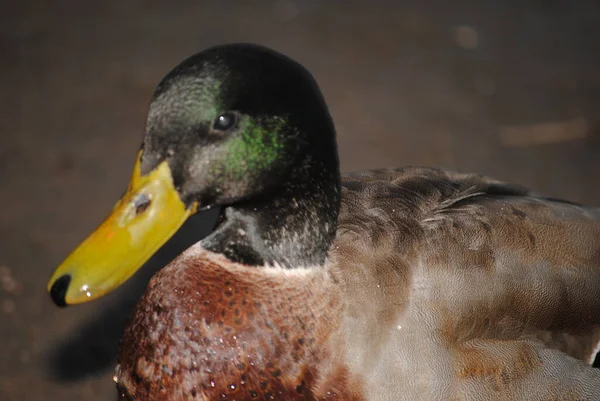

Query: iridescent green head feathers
left=140, top=43, right=339, bottom=210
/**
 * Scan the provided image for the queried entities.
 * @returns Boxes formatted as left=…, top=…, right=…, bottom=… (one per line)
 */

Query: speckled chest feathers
left=115, top=250, right=363, bottom=400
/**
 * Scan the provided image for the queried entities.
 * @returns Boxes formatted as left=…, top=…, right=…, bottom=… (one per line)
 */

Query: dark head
left=47, top=44, right=341, bottom=306
left=142, top=44, right=339, bottom=207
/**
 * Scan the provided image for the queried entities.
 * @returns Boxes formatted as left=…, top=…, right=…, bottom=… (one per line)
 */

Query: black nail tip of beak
left=50, top=274, right=71, bottom=307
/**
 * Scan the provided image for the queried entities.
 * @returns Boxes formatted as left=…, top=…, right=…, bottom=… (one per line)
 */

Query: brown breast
left=115, top=250, right=363, bottom=400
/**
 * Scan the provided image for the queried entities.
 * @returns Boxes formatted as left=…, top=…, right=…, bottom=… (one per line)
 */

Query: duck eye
left=212, top=112, right=238, bottom=132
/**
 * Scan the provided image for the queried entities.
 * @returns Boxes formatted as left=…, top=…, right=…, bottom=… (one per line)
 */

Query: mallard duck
left=48, top=43, right=600, bottom=400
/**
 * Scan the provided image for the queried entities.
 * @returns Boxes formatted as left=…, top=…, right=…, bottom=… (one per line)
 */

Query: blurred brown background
left=2, top=1, right=600, bottom=400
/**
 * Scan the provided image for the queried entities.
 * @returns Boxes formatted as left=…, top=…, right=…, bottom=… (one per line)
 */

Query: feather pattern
left=117, top=166, right=600, bottom=400
left=331, top=167, right=600, bottom=400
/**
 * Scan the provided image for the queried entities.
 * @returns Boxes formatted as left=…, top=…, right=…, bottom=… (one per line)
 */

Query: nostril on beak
left=133, top=193, right=151, bottom=215
left=50, top=274, right=71, bottom=307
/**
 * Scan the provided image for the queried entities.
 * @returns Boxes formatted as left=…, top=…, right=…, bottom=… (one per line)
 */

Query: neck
left=201, top=152, right=341, bottom=268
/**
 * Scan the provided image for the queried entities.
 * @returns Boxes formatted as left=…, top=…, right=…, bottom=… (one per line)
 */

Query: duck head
left=47, top=43, right=341, bottom=306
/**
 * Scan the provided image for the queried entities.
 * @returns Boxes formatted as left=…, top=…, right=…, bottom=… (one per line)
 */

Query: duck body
left=47, top=44, right=600, bottom=400
left=117, top=167, right=600, bottom=400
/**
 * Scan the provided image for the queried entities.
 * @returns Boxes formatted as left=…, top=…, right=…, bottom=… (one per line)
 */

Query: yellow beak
left=47, top=152, right=197, bottom=306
